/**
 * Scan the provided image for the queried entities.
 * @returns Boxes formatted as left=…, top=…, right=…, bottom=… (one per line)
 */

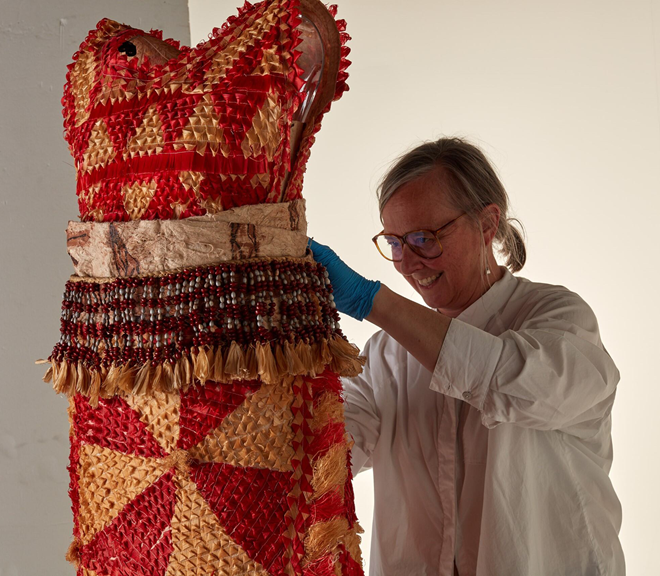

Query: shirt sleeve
left=430, top=290, right=620, bottom=432
left=342, top=336, right=383, bottom=476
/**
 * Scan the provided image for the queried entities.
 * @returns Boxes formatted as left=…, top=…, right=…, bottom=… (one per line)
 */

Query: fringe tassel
left=174, top=357, right=186, bottom=390
left=304, top=517, right=351, bottom=563
left=65, top=538, right=81, bottom=567
left=284, top=341, right=306, bottom=375
left=243, top=346, right=258, bottom=380
left=255, top=341, right=278, bottom=383
left=192, top=346, right=211, bottom=385
left=225, top=341, right=246, bottom=377
left=42, top=335, right=362, bottom=399
left=76, top=361, right=88, bottom=396
left=302, top=555, right=336, bottom=576
left=181, top=356, right=192, bottom=391
left=311, top=444, right=349, bottom=499
left=327, top=338, right=364, bottom=377
left=296, top=340, right=316, bottom=377
left=312, top=391, right=344, bottom=432
left=309, top=490, right=346, bottom=524
left=212, top=346, right=226, bottom=381
left=320, top=339, right=333, bottom=368
left=275, top=345, right=289, bottom=376
left=118, top=364, right=138, bottom=394
left=133, top=362, right=152, bottom=395
left=303, top=522, right=364, bottom=571
left=104, top=364, right=121, bottom=394
left=162, top=361, right=174, bottom=390
left=152, top=363, right=166, bottom=392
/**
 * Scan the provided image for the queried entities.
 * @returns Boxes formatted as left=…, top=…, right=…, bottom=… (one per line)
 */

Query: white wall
left=189, top=1, right=660, bottom=574
left=0, top=1, right=189, bottom=574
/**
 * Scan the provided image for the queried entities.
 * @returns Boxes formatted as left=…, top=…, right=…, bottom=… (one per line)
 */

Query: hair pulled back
left=377, top=137, right=526, bottom=272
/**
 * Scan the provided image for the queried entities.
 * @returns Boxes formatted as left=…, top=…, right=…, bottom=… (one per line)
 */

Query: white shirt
left=343, top=268, right=624, bottom=576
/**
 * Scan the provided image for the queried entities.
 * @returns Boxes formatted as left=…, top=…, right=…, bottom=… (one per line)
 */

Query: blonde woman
left=310, top=137, right=623, bottom=575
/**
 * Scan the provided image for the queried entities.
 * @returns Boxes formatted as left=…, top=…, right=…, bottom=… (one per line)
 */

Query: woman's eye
left=118, top=41, right=137, bottom=57
left=409, top=234, right=432, bottom=247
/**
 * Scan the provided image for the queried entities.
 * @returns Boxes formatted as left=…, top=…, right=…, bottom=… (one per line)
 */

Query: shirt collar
left=454, top=267, right=518, bottom=330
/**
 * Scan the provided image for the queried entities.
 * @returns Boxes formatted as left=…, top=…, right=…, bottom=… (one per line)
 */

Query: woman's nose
left=395, top=244, right=423, bottom=276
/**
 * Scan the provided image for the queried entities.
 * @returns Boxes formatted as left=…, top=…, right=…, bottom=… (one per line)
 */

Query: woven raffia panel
left=61, top=0, right=350, bottom=222
left=51, top=0, right=364, bottom=573
left=66, top=370, right=363, bottom=575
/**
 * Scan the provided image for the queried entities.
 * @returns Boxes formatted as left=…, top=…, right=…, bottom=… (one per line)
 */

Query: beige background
left=0, top=0, right=657, bottom=573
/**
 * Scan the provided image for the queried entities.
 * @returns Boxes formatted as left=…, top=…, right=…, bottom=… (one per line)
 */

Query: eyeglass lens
left=376, top=231, right=442, bottom=261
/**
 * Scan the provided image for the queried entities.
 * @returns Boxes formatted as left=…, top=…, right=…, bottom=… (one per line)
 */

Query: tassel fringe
left=43, top=335, right=364, bottom=401
left=302, top=368, right=364, bottom=571
left=304, top=518, right=351, bottom=563
left=66, top=538, right=82, bottom=567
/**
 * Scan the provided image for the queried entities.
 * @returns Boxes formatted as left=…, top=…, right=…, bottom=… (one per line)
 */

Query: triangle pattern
left=122, top=180, right=158, bottom=220
left=73, top=395, right=166, bottom=459
left=157, top=95, right=202, bottom=145
left=177, top=379, right=261, bottom=450
left=77, top=444, right=170, bottom=544
left=125, top=105, right=165, bottom=158
left=126, top=391, right=181, bottom=454
left=252, top=46, right=287, bottom=76
left=82, top=470, right=177, bottom=576
left=178, top=171, right=206, bottom=195
left=199, top=2, right=285, bottom=93
left=70, top=48, right=97, bottom=127
left=173, top=93, right=230, bottom=157
left=188, top=381, right=295, bottom=472
left=240, top=92, right=282, bottom=161
left=165, top=473, right=269, bottom=576
left=81, top=119, right=116, bottom=173
left=191, top=461, right=294, bottom=574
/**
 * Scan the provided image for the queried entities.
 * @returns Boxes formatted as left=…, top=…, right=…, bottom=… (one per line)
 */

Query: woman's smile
left=415, top=272, right=443, bottom=288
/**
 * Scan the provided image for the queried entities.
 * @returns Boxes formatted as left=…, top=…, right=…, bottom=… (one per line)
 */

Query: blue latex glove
left=308, top=238, right=381, bottom=321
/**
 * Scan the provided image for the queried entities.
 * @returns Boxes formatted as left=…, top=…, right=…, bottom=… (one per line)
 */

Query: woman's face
left=381, top=171, right=497, bottom=318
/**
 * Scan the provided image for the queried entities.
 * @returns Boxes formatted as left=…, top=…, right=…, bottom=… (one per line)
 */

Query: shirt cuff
left=430, top=318, right=504, bottom=412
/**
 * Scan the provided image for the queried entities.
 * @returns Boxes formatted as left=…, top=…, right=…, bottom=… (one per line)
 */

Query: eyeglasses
left=372, top=213, right=466, bottom=262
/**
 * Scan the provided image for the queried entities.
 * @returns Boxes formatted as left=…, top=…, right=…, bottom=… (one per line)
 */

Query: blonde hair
left=377, top=137, right=526, bottom=272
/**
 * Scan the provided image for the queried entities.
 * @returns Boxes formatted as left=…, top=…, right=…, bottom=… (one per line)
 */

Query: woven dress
left=43, top=1, right=364, bottom=574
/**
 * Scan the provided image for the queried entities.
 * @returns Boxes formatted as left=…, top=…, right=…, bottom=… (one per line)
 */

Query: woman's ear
left=480, top=204, right=501, bottom=246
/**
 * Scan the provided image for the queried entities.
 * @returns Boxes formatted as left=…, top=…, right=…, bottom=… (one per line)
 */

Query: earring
left=486, top=263, right=491, bottom=276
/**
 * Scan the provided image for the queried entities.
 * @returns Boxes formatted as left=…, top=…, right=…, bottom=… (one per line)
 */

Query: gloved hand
left=308, top=238, right=381, bottom=321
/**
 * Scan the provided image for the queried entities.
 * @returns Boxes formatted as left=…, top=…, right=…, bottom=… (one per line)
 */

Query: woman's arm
left=432, top=292, right=620, bottom=432
left=367, top=285, right=451, bottom=373
left=308, top=238, right=451, bottom=371
left=309, top=239, right=619, bottom=433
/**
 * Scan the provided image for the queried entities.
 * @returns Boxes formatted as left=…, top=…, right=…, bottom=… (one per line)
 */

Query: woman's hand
left=308, top=239, right=381, bottom=321
left=309, top=239, right=451, bottom=372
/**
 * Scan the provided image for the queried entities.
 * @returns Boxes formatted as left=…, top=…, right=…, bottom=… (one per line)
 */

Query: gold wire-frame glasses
left=372, top=213, right=466, bottom=262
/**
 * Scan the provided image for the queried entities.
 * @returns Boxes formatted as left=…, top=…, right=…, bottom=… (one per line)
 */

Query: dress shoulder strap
left=296, top=0, right=342, bottom=123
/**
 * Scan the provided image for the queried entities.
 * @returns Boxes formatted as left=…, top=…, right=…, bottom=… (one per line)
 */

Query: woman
left=310, top=137, right=624, bottom=575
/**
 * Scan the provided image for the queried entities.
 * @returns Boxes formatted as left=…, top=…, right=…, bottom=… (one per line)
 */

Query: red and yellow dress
left=44, top=1, right=364, bottom=574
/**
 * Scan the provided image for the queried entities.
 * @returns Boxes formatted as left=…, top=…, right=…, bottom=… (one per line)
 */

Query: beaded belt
left=44, top=200, right=363, bottom=403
